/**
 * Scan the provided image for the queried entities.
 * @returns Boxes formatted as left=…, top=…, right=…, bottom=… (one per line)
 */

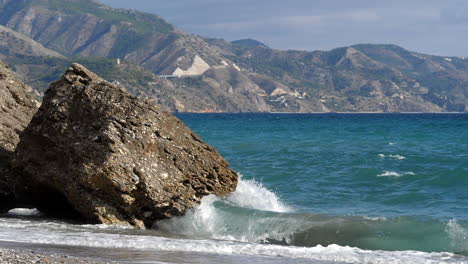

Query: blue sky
left=98, top=0, right=468, bottom=56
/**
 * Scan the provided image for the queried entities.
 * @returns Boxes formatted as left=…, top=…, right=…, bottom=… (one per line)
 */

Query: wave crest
left=378, top=154, right=406, bottom=160
left=154, top=178, right=468, bottom=256
left=225, top=176, right=291, bottom=212
left=155, top=177, right=293, bottom=242
left=378, top=171, right=415, bottom=177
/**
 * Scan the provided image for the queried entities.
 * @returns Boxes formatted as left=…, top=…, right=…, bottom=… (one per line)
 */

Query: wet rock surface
left=0, top=61, right=38, bottom=213
left=13, top=63, right=238, bottom=228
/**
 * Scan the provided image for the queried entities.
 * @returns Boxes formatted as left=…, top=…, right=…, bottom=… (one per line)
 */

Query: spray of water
left=155, top=176, right=295, bottom=242
left=446, top=219, right=468, bottom=254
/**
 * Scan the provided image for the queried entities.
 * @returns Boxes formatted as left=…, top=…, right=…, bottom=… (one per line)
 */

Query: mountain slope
left=0, top=0, right=466, bottom=112
left=211, top=39, right=467, bottom=112
left=0, top=25, right=64, bottom=59
left=0, top=0, right=272, bottom=112
left=0, top=0, right=219, bottom=74
left=232, top=39, right=269, bottom=48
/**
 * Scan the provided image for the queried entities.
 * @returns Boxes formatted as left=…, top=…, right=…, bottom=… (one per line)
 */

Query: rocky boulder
left=0, top=147, right=14, bottom=213
left=0, top=61, right=38, bottom=213
left=13, top=63, right=238, bottom=228
left=0, top=61, right=38, bottom=152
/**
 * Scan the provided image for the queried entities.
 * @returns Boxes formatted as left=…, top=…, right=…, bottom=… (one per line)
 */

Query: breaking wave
left=0, top=177, right=466, bottom=263
left=155, top=177, right=467, bottom=256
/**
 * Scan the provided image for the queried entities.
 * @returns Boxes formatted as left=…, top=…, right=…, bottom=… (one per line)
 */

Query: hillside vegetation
left=0, top=0, right=466, bottom=112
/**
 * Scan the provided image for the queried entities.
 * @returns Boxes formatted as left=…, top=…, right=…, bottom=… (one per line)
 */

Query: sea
left=0, top=113, right=467, bottom=264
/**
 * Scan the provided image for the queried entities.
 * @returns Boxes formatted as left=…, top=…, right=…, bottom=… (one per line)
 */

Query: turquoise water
left=174, top=113, right=468, bottom=255
left=1, top=113, right=467, bottom=263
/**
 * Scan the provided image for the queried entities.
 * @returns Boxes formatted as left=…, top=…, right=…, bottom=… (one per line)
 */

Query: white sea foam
left=378, top=154, right=406, bottom=160
left=446, top=219, right=468, bottom=253
left=79, top=223, right=132, bottom=230
left=155, top=177, right=294, bottom=242
left=377, top=171, right=415, bottom=177
left=7, top=208, right=42, bottom=216
left=0, top=218, right=464, bottom=264
left=390, top=154, right=406, bottom=160
left=225, top=176, right=291, bottom=213
left=0, top=179, right=466, bottom=264
left=363, top=216, right=388, bottom=221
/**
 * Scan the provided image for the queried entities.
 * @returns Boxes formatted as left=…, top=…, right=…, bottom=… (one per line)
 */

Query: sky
left=98, top=0, right=468, bottom=56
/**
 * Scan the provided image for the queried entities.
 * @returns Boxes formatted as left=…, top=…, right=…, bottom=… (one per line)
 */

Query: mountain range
left=0, top=0, right=466, bottom=112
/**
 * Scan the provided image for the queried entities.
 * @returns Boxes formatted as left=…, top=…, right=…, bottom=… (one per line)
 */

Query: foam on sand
left=0, top=217, right=464, bottom=264
left=7, top=208, right=42, bottom=217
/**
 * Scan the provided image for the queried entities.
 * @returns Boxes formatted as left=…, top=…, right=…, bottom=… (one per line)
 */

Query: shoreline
left=0, top=241, right=117, bottom=264
left=175, top=111, right=467, bottom=114
left=0, top=247, right=114, bottom=264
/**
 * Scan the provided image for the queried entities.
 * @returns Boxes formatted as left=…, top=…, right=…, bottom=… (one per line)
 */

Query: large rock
left=0, top=148, right=15, bottom=213
left=13, top=64, right=238, bottom=228
left=0, top=61, right=38, bottom=213
left=0, top=61, right=38, bottom=152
